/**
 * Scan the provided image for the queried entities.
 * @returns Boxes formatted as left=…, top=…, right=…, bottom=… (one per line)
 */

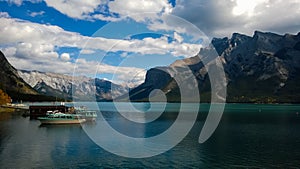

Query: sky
left=0, top=0, right=299, bottom=87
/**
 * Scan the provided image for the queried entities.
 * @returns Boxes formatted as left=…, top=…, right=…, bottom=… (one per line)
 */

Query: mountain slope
left=33, top=80, right=71, bottom=100
left=18, top=70, right=128, bottom=101
left=128, top=31, right=300, bottom=103
left=0, top=51, right=57, bottom=101
left=216, top=31, right=300, bottom=102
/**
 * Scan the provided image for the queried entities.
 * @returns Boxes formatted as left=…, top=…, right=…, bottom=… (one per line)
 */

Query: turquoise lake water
left=0, top=103, right=300, bottom=168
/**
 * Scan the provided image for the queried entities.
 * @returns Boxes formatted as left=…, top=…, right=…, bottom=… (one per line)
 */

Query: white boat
left=75, top=107, right=97, bottom=121
left=3, top=103, right=28, bottom=109
left=37, top=111, right=86, bottom=125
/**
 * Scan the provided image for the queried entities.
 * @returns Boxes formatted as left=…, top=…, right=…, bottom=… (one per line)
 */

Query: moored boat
left=75, top=107, right=97, bottom=121
left=77, top=110, right=97, bottom=121
left=37, top=112, right=86, bottom=125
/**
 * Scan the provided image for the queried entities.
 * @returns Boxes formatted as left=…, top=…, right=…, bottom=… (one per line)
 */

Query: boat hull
left=38, top=118, right=86, bottom=125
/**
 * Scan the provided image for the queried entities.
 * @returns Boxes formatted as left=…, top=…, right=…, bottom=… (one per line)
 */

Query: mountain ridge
left=18, top=69, right=128, bottom=101
left=126, top=31, right=300, bottom=103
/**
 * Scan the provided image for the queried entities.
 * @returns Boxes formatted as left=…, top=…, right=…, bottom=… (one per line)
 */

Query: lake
left=1, top=103, right=300, bottom=168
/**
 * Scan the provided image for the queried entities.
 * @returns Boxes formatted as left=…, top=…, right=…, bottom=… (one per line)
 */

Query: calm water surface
left=1, top=103, right=300, bottom=168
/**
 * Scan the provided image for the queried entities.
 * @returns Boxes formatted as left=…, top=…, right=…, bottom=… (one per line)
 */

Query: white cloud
left=7, top=0, right=119, bottom=22
left=172, top=0, right=300, bottom=37
left=6, top=0, right=299, bottom=39
left=245, top=0, right=300, bottom=34
left=0, top=16, right=200, bottom=85
left=44, top=0, right=104, bottom=19
left=4, top=1, right=201, bottom=42
left=112, top=69, right=146, bottom=88
left=42, top=0, right=121, bottom=21
left=120, top=52, right=128, bottom=58
left=74, top=58, right=147, bottom=86
left=28, top=11, right=45, bottom=17
left=145, top=13, right=210, bottom=44
left=43, top=0, right=173, bottom=22
left=173, top=32, right=183, bottom=43
left=8, top=0, right=41, bottom=6
left=232, top=0, right=268, bottom=16
left=1, top=47, right=16, bottom=57
left=0, top=16, right=199, bottom=57
left=60, top=53, right=70, bottom=61
left=92, top=13, right=121, bottom=22
left=79, top=49, right=96, bottom=54
left=40, top=0, right=300, bottom=40
left=109, top=0, right=172, bottom=15
left=7, top=0, right=24, bottom=6
left=102, top=36, right=201, bottom=57
left=0, top=12, right=10, bottom=18
left=108, top=0, right=173, bottom=22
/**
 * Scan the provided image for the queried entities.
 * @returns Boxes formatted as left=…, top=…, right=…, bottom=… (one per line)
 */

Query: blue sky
left=0, top=0, right=299, bottom=86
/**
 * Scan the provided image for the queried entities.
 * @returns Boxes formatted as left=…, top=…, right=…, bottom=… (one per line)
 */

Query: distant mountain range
left=126, top=31, right=300, bottom=103
left=1, top=31, right=299, bottom=103
left=18, top=70, right=127, bottom=101
left=0, top=51, right=127, bottom=102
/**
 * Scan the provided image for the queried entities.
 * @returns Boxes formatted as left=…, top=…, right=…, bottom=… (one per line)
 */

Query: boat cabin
left=29, top=105, right=74, bottom=119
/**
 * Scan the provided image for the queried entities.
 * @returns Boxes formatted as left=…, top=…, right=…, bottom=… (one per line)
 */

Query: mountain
left=213, top=31, right=300, bottom=103
left=127, top=31, right=300, bottom=103
left=0, top=51, right=58, bottom=101
left=18, top=70, right=128, bottom=101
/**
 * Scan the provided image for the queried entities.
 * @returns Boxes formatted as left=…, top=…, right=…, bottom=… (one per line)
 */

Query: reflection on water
left=0, top=103, right=300, bottom=168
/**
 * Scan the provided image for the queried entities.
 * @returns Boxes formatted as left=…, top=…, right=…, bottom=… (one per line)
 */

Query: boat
left=75, top=106, right=97, bottom=121
left=37, top=111, right=86, bottom=125
left=2, top=103, right=29, bottom=109
left=78, top=110, right=97, bottom=121
left=29, top=104, right=72, bottom=119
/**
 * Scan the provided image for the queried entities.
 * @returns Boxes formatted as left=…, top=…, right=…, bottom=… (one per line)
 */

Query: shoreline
left=0, top=107, right=15, bottom=113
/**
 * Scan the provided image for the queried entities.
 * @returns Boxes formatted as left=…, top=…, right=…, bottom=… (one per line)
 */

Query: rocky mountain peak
left=128, top=31, right=300, bottom=103
left=231, top=33, right=251, bottom=46
left=0, top=51, right=17, bottom=75
left=211, top=37, right=229, bottom=55
left=253, top=31, right=281, bottom=39
left=18, top=69, right=128, bottom=101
